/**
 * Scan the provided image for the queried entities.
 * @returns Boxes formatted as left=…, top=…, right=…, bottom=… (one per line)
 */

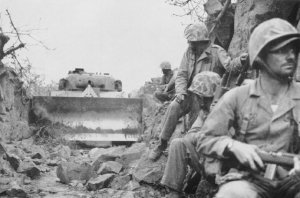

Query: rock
left=109, top=174, right=131, bottom=190
left=0, top=158, right=15, bottom=175
left=97, top=161, right=123, bottom=174
left=123, top=180, right=141, bottom=191
left=32, top=158, right=43, bottom=165
left=56, top=162, right=96, bottom=184
left=31, top=152, right=43, bottom=159
left=51, top=145, right=71, bottom=160
left=0, top=142, right=6, bottom=157
left=89, top=146, right=126, bottom=160
left=17, top=158, right=40, bottom=179
left=92, top=154, right=119, bottom=171
left=132, top=150, right=167, bottom=184
left=96, top=188, right=148, bottom=198
left=6, top=181, right=28, bottom=198
left=69, top=180, right=85, bottom=187
left=118, top=143, right=146, bottom=167
left=6, top=153, right=21, bottom=170
left=47, top=159, right=59, bottom=167
left=86, top=173, right=115, bottom=191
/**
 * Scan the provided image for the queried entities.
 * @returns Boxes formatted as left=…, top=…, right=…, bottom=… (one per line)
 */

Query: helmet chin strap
left=255, top=57, right=293, bottom=83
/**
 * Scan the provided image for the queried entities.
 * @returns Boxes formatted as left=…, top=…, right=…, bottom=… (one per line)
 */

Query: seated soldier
left=196, top=18, right=300, bottom=198
left=160, top=71, right=221, bottom=198
left=149, top=22, right=246, bottom=161
left=154, top=61, right=177, bottom=103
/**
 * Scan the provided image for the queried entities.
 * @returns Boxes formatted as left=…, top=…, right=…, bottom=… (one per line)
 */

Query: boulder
left=123, top=180, right=141, bottom=191
left=6, top=153, right=21, bottom=170
left=96, top=188, right=147, bottom=198
left=97, top=161, right=123, bottom=174
left=51, top=145, right=71, bottom=160
left=92, top=154, right=120, bottom=172
left=56, top=162, right=96, bottom=184
left=5, top=181, right=28, bottom=198
left=132, top=150, right=167, bottom=184
left=109, top=174, right=131, bottom=190
left=86, top=174, right=115, bottom=191
left=17, top=158, right=40, bottom=179
left=88, top=146, right=126, bottom=160
left=118, top=143, right=146, bottom=167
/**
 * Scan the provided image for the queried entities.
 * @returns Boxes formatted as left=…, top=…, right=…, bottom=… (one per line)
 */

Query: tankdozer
left=30, top=68, right=143, bottom=145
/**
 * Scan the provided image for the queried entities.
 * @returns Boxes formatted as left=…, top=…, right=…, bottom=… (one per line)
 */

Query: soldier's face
left=188, top=41, right=209, bottom=54
left=265, top=42, right=298, bottom=78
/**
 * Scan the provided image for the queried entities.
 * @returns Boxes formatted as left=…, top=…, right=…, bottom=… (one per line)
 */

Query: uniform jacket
left=196, top=78, right=300, bottom=160
left=175, top=44, right=242, bottom=96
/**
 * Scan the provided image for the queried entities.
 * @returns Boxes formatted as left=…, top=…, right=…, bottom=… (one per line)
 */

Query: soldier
left=160, top=71, right=221, bottom=198
left=149, top=22, right=246, bottom=161
left=196, top=18, right=300, bottom=198
left=154, top=61, right=177, bottom=102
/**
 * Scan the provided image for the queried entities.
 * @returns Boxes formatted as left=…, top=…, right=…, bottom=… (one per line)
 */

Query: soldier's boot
left=148, top=139, right=168, bottom=161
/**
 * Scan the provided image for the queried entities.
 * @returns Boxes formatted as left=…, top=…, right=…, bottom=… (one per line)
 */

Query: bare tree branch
left=5, top=9, right=23, bottom=45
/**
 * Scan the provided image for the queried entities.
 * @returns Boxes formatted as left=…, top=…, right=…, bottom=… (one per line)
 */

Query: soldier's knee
left=215, top=180, right=258, bottom=198
left=169, top=138, right=185, bottom=150
left=169, top=99, right=180, bottom=110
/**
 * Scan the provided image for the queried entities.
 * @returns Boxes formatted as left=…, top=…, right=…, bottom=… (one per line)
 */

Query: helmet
left=160, top=61, right=172, bottom=70
left=249, top=18, right=300, bottom=66
left=184, top=23, right=209, bottom=42
left=188, top=71, right=221, bottom=97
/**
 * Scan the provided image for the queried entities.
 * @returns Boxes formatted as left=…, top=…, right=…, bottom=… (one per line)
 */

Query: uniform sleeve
left=196, top=88, right=238, bottom=158
left=165, top=72, right=176, bottom=92
left=216, top=46, right=243, bottom=74
left=175, top=51, right=189, bottom=95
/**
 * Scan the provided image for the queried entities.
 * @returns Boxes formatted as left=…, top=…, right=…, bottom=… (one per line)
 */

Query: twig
left=5, top=9, right=23, bottom=44
left=3, top=43, right=25, bottom=57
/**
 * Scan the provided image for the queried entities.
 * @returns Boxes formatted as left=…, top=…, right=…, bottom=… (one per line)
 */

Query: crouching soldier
left=196, top=18, right=300, bottom=198
left=161, top=71, right=221, bottom=198
left=154, top=61, right=177, bottom=103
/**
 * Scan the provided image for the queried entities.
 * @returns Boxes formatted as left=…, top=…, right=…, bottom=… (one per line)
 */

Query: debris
left=97, top=161, right=123, bottom=174
left=6, top=181, right=28, bottom=198
left=123, top=180, right=141, bottom=191
left=133, top=150, right=167, bottom=184
left=6, top=153, right=21, bottom=170
left=118, top=143, right=146, bottom=167
left=109, top=174, right=131, bottom=190
left=86, top=173, right=115, bottom=191
left=17, top=158, right=40, bottom=179
left=56, top=162, right=96, bottom=184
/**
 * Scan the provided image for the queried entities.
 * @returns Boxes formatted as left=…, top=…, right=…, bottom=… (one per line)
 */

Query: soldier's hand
left=289, top=157, right=300, bottom=176
left=240, top=53, right=249, bottom=65
left=228, top=140, right=264, bottom=171
left=175, top=94, right=185, bottom=104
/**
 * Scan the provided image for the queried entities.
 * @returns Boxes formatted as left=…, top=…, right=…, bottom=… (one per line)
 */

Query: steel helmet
left=184, top=23, right=209, bottom=42
left=160, top=61, right=172, bottom=70
left=249, top=18, right=300, bottom=66
left=188, top=71, right=221, bottom=97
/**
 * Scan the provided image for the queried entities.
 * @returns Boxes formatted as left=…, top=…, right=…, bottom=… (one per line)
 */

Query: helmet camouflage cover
left=184, top=23, right=209, bottom=42
left=188, top=71, right=221, bottom=97
left=160, top=61, right=172, bottom=70
left=249, top=18, right=300, bottom=66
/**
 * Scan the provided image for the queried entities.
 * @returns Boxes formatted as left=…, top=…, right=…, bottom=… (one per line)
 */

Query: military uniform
left=159, top=44, right=242, bottom=141
left=154, top=69, right=176, bottom=102
left=196, top=78, right=300, bottom=198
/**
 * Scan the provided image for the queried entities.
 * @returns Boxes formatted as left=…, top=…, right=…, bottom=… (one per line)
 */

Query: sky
left=1, top=0, right=194, bottom=92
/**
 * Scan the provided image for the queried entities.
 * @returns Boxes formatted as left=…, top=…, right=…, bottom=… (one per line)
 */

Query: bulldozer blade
left=30, top=96, right=143, bottom=143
